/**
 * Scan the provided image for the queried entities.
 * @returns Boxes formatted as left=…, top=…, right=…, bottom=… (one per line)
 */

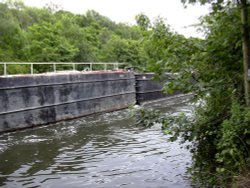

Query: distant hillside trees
left=0, top=0, right=196, bottom=74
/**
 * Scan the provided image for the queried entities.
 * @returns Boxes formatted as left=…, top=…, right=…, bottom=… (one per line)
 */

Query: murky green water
left=0, top=95, right=193, bottom=188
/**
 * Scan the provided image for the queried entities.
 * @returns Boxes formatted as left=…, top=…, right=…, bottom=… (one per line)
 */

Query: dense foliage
left=0, top=0, right=196, bottom=75
left=0, top=1, right=134, bottom=73
left=158, top=1, right=250, bottom=187
left=133, top=0, right=250, bottom=187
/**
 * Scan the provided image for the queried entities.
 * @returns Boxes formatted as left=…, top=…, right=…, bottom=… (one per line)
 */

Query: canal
left=0, top=95, right=193, bottom=188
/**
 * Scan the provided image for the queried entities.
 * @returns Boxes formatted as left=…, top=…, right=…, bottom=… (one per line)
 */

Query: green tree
left=135, top=13, right=150, bottom=31
left=0, top=2, right=26, bottom=61
left=101, top=35, right=142, bottom=65
left=24, top=21, right=78, bottom=63
left=155, top=1, right=250, bottom=186
left=0, top=0, right=151, bottom=68
left=182, top=0, right=250, bottom=105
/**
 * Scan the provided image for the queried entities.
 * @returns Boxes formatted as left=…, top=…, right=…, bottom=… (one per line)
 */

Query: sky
left=7, top=0, right=210, bottom=38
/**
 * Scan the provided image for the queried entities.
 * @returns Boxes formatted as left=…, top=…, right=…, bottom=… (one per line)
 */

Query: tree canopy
left=156, top=0, right=250, bottom=187
left=0, top=0, right=197, bottom=74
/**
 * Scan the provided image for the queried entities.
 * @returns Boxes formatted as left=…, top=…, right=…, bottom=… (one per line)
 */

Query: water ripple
left=0, top=97, right=193, bottom=188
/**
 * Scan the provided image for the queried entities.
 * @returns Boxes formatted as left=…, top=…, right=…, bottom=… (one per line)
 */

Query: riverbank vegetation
left=133, top=0, right=250, bottom=187
left=2, top=0, right=250, bottom=187
left=156, top=1, right=250, bottom=187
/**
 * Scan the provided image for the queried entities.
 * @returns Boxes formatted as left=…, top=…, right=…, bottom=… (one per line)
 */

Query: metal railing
left=0, top=62, right=126, bottom=76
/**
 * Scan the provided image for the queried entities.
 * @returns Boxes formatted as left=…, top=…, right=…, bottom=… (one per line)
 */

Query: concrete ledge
left=0, top=72, right=136, bottom=132
left=135, top=73, right=167, bottom=104
left=0, top=71, right=177, bottom=133
left=0, top=93, right=135, bottom=132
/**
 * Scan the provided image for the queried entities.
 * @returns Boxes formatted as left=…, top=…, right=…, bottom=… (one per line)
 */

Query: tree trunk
left=241, top=0, right=250, bottom=106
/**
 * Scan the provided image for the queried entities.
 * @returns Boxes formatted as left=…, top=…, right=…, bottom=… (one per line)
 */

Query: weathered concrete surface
left=0, top=71, right=178, bottom=133
left=135, top=73, right=179, bottom=104
left=0, top=72, right=136, bottom=132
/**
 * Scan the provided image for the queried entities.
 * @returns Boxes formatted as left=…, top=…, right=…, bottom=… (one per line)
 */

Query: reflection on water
left=0, top=95, right=193, bottom=188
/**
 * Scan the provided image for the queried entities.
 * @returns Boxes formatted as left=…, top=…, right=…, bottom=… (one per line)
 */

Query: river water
left=0, top=95, right=193, bottom=188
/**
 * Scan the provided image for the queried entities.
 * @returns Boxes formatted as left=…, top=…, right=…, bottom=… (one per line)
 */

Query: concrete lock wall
left=0, top=72, right=136, bottom=132
left=135, top=73, right=167, bottom=104
left=135, top=73, right=181, bottom=104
